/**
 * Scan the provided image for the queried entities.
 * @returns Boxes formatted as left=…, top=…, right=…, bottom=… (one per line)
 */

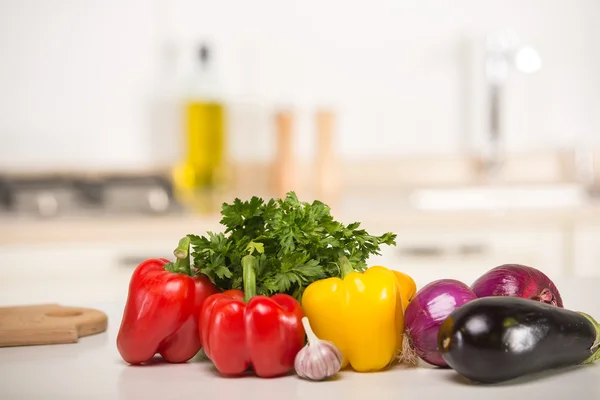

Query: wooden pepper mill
left=315, top=109, right=340, bottom=207
left=274, top=110, right=296, bottom=199
left=273, top=108, right=340, bottom=204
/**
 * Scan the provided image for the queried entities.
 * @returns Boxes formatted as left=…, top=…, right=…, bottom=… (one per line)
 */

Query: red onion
left=402, top=279, right=477, bottom=367
left=470, top=264, right=563, bottom=307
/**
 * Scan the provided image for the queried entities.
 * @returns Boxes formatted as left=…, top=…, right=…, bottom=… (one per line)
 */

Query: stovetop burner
left=0, top=173, right=181, bottom=218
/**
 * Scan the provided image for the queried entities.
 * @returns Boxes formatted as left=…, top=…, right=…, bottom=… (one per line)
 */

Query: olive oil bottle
left=172, top=44, right=226, bottom=196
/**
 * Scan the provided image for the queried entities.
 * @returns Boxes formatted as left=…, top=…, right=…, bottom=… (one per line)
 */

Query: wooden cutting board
left=0, top=304, right=108, bottom=347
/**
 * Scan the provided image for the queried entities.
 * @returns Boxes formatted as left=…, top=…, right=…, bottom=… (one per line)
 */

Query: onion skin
left=470, top=264, right=563, bottom=308
left=404, top=279, right=477, bottom=367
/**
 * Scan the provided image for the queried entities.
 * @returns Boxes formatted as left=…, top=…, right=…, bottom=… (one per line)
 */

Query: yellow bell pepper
left=301, top=257, right=416, bottom=372
left=393, top=270, right=417, bottom=310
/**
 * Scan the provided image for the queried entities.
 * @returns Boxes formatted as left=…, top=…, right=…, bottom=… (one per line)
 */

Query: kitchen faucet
left=482, top=29, right=542, bottom=176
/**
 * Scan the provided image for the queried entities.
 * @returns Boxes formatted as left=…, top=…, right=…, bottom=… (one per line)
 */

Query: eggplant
left=437, top=296, right=600, bottom=384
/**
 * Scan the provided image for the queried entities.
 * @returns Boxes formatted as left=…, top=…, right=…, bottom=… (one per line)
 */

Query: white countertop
left=1, top=274, right=600, bottom=399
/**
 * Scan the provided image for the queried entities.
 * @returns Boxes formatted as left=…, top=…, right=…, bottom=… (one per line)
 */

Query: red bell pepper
left=200, top=252, right=305, bottom=378
left=117, top=237, right=219, bottom=365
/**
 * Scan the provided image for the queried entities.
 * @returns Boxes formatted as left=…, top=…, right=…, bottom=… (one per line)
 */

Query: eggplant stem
left=579, top=312, right=600, bottom=364
left=586, top=346, right=600, bottom=365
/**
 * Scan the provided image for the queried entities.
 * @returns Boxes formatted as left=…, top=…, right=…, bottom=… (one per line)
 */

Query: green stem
left=580, top=312, right=600, bottom=364
left=242, top=254, right=257, bottom=303
left=338, top=256, right=354, bottom=279
left=168, top=236, right=191, bottom=275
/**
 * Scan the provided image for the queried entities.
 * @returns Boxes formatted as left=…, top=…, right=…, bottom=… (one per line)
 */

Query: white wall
left=0, top=0, right=599, bottom=172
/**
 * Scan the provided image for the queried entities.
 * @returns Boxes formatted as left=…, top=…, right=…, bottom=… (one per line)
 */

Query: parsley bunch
left=188, top=191, right=397, bottom=300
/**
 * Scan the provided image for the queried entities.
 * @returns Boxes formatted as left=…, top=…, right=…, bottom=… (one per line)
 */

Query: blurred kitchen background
left=1, top=0, right=600, bottom=305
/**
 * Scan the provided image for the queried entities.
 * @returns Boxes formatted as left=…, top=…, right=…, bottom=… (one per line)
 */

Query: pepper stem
left=169, top=236, right=191, bottom=275
left=580, top=312, right=600, bottom=364
left=338, top=256, right=354, bottom=279
left=242, top=254, right=257, bottom=303
left=301, top=317, right=319, bottom=345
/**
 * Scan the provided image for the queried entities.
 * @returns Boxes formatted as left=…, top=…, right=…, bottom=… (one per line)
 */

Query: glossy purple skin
left=470, top=264, right=563, bottom=307
left=404, top=279, right=477, bottom=367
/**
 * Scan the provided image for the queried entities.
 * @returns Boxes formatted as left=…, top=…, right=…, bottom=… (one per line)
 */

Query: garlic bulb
left=294, top=317, right=343, bottom=381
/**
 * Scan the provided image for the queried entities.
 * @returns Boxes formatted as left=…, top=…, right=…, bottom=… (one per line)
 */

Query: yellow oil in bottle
left=173, top=101, right=225, bottom=190
left=171, top=44, right=227, bottom=211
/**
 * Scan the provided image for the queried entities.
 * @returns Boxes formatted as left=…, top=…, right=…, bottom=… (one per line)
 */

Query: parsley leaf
left=188, top=191, right=396, bottom=301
